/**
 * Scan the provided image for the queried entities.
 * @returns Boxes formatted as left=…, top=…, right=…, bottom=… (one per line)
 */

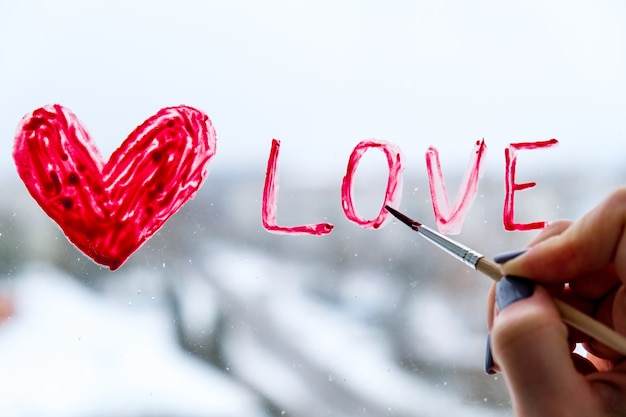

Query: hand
left=487, top=187, right=626, bottom=416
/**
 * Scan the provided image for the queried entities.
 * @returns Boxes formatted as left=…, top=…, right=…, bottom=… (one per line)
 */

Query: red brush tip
left=384, top=206, right=421, bottom=228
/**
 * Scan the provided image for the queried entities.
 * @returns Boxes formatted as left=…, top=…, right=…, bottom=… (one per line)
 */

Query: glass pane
left=1, top=1, right=625, bottom=416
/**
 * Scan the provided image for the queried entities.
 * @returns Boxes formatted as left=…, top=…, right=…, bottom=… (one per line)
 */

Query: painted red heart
left=13, top=104, right=216, bottom=270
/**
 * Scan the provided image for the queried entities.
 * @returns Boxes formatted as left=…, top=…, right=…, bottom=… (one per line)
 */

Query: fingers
left=491, top=286, right=601, bottom=416
left=486, top=221, right=572, bottom=327
left=613, top=286, right=626, bottom=337
left=503, top=187, right=626, bottom=284
left=569, top=265, right=620, bottom=300
left=527, top=219, right=573, bottom=246
left=589, top=286, right=626, bottom=360
left=487, top=189, right=626, bottom=416
left=587, top=360, right=626, bottom=414
left=486, top=283, right=496, bottom=328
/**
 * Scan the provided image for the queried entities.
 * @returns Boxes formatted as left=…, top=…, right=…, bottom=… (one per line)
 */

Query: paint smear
left=504, top=139, right=559, bottom=231
left=13, top=104, right=216, bottom=270
left=425, top=139, right=487, bottom=234
left=341, top=140, right=403, bottom=229
left=262, top=138, right=334, bottom=235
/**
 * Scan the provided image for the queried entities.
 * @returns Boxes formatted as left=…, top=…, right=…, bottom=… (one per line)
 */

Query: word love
left=263, top=137, right=559, bottom=235
left=13, top=104, right=556, bottom=270
left=13, top=104, right=216, bottom=270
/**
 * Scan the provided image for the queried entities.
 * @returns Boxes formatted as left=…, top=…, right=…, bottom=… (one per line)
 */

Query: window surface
left=1, top=1, right=625, bottom=416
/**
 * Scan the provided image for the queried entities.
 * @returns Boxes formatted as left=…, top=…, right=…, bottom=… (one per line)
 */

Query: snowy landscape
left=3, top=1, right=626, bottom=415
left=1, top=166, right=624, bottom=417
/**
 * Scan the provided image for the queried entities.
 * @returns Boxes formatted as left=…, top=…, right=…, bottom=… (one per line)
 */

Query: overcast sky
left=1, top=0, right=626, bottom=184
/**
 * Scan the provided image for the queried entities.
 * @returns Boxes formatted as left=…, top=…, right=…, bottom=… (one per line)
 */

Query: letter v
left=425, top=139, right=487, bottom=234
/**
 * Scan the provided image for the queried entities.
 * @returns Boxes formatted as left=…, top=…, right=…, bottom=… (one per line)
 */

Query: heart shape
left=13, top=104, right=216, bottom=270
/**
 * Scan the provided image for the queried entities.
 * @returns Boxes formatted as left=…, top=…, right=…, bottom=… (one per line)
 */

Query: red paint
left=262, top=138, right=334, bottom=235
left=425, top=139, right=487, bottom=234
left=341, top=140, right=403, bottom=229
left=503, top=139, right=559, bottom=231
left=13, top=104, right=216, bottom=270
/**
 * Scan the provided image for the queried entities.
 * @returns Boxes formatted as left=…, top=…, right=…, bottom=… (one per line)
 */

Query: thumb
left=492, top=285, right=598, bottom=416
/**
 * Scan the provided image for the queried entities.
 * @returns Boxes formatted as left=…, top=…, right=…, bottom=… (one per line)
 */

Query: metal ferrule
left=415, top=223, right=484, bottom=269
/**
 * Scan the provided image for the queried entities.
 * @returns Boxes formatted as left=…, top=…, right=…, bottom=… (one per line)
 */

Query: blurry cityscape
left=2, top=0, right=626, bottom=415
left=0, top=165, right=624, bottom=417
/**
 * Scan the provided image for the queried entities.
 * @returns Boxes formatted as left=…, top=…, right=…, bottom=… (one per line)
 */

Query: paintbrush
left=385, top=205, right=626, bottom=357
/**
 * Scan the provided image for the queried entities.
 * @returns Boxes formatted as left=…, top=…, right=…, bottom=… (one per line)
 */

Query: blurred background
left=1, top=1, right=626, bottom=416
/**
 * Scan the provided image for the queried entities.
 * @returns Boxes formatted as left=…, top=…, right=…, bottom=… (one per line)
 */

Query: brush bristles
left=384, top=205, right=422, bottom=229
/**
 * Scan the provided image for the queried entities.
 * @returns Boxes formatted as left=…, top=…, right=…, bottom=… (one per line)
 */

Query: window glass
left=1, top=1, right=625, bottom=416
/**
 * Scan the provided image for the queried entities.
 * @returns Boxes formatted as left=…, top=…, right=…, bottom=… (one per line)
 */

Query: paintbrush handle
left=476, top=257, right=626, bottom=357
left=555, top=300, right=626, bottom=355
left=476, top=257, right=503, bottom=281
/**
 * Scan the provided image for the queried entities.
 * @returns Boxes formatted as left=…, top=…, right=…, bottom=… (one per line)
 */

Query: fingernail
left=485, top=332, right=497, bottom=374
left=496, top=276, right=534, bottom=311
left=493, top=248, right=528, bottom=264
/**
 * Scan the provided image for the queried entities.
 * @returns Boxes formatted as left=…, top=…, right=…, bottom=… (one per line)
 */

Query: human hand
left=487, top=188, right=626, bottom=416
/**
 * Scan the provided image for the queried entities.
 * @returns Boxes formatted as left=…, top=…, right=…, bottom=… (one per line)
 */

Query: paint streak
left=425, top=139, right=487, bottom=235
left=262, top=138, right=334, bottom=235
left=341, top=140, right=403, bottom=229
left=504, top=139, right=559, bottom=231
left=13, top=104, right=216, bottom=270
